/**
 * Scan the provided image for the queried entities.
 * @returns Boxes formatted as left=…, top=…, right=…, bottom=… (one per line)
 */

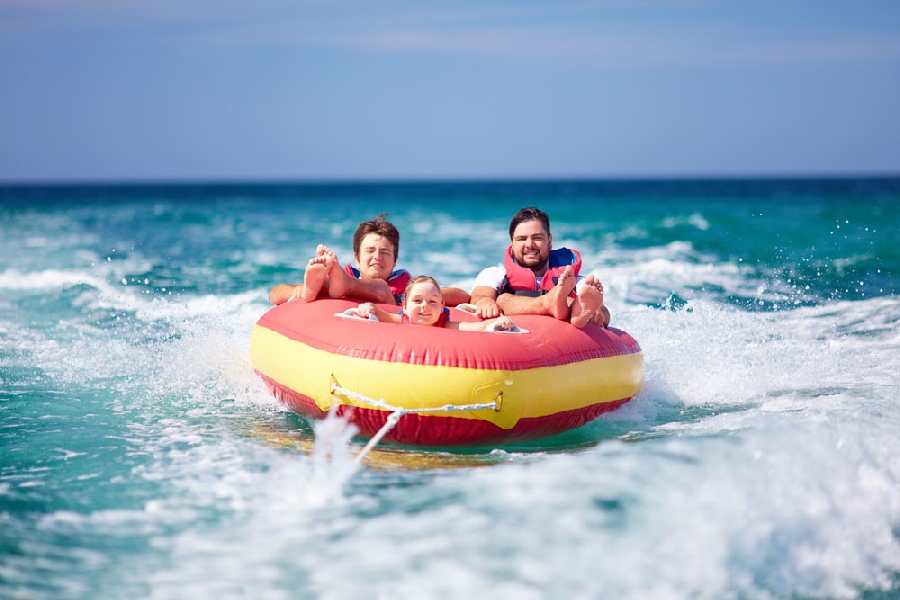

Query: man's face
left=511, top=219, right=552, bottom=275
left=355, top=233, right=396, bottom=280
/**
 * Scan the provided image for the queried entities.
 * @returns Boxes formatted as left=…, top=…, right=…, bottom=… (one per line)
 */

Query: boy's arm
left=268, top=283, right=302, bottom=305
left=440, top=286, right=470, bottom=307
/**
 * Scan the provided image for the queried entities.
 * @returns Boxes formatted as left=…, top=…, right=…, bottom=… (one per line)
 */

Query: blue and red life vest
left=501, top=246, right=581, bottom=297
left=343, top=264, right=411, bottom=303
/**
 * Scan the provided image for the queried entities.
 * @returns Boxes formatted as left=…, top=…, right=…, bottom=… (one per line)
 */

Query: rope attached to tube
left=330, top=375, right=502, bottom=467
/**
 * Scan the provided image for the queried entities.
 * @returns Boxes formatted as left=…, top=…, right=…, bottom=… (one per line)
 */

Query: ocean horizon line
left=2, top=171, right=900, bottom=189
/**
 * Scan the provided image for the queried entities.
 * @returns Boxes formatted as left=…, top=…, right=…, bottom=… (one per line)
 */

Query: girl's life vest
left=501, top=247, right=581, bottom=297
left=343, top=264, right=411, bottom=303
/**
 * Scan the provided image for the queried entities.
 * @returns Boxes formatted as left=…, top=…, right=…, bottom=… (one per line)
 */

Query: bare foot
left=546, top=266, right=576, bottom=321
left=301, top=255, right=331, bottom=302
left=570, top=275, right=603, bottom=329
left=323, top=249, right=353, bottom=299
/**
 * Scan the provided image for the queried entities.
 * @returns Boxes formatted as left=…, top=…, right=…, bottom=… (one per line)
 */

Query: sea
left=1, top=178, right=899, bottom=600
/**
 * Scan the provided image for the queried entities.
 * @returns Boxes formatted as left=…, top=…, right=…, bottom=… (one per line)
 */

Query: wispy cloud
left=3, top=0, right=899, bottom=69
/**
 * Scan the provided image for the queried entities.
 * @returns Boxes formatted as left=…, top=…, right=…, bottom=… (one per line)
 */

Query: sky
left=1, top=0, right=899, bottom=182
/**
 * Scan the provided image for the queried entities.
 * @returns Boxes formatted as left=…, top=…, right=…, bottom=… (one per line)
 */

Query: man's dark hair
left=353, top=214, right=400, bottom=260
left=509, top=207, right=551, bottom=240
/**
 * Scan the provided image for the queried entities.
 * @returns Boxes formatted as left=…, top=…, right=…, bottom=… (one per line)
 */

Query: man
left=268, top=214, right=469, bottom=306
left=469, top=207, right=610, bottom=328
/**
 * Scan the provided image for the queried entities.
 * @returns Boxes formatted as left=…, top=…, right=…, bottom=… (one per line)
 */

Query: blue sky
left=1, top=1, right=899, bottom=182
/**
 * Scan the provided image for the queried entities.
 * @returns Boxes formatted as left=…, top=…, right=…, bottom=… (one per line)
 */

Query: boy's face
left=403, top=282, right=443, bottom=326
left=355, top=233, right=396, bottom=280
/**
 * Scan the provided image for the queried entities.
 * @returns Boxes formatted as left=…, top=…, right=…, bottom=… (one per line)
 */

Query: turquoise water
left=2, top=179, right=899, bottom=599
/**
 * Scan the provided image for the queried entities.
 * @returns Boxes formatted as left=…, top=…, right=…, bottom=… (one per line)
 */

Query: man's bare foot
left=571, top=275, right=603, bottom=329
left=301, top=255, right=331, bottom=302
left=547, top=266, right=577, bottom=321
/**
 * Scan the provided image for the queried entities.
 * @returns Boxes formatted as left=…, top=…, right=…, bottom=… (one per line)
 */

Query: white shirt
left=472, top=266, right=585, bottom=293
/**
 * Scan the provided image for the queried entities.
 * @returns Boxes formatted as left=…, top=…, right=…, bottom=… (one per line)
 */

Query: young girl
left=355, top=275, right=517, bottom=331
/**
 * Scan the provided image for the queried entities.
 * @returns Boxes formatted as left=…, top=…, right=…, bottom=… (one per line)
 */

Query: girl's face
left=403, top=282, right=444, bottom=326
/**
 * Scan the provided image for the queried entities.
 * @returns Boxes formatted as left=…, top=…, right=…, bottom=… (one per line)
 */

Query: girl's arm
left=356, top=302, right=402, bottom=323
left=452, top=315, right=516, bottom=332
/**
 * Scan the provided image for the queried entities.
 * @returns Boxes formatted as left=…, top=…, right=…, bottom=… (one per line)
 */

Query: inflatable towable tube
left=250, top=298, right=644, bottom=447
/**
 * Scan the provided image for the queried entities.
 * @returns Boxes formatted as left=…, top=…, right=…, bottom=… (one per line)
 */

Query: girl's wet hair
left=402, top=275, right=442, bottom=306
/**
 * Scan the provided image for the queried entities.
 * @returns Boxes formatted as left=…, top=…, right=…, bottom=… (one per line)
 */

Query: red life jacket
left=400, top=307, right=451, bottom=327
left=502, top=246, right=581, bottom=297
left=343, top=264, right=411, bottom=303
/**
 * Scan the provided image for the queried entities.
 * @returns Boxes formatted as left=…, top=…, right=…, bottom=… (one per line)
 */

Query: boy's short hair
left=353, top=214, right=400, bottom=260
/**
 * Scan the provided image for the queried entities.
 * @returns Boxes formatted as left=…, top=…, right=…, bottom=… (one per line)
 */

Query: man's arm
left=469, top=266, right=506, bottom=318
left=497, top=269, right=577, bottom=322
left=495, top=293, right=551, bottom=316
left=470, top=286, right=502, bottom=319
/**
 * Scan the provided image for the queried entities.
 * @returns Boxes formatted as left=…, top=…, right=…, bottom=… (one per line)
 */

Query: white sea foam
left=117, top=404, right=900, bottom=600
left=662, top=212, right=711, bottom=231
left=4, top=191, right=898, bottom=600
left=0, top=268, right=109, bottom=291
left=122, top=295, right=896, bottom=598
left=618, top=297, right=900, bottom=411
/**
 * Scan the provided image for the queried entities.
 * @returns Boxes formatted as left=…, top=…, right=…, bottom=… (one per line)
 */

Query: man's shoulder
left=476, top=265, right=504, bottom=276
left=473, top=265, right=505, bottom=290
